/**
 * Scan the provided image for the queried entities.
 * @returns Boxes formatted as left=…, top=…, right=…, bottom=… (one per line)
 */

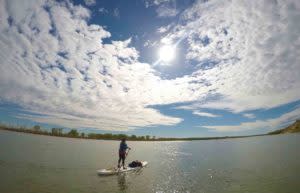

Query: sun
left=158, top=44, right=176, bottom=62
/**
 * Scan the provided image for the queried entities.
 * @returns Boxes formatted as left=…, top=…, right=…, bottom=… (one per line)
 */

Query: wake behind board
left=97, top=161, right=148, bottom=176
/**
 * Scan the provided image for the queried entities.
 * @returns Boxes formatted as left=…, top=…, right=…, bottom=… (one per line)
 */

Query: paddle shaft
left=126, top=148, right=130, bottom=157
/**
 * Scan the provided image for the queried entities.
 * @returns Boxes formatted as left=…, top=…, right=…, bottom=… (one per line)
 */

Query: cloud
left=157, top=24, right=173, bottom=33
left=83, top=0, right=96, bottom=6
left=243, top=113, right=256, bottom=119
left=144, top=0, right=172, bottom=7
left=162, top=0, right=300, bottom=113
left=202, top=107, right=300, bottom=132
left=144, top=0, right=179, bottom=18
left=156, top=4, right=178, bottom=17
left=98, top=7, right=108, bottom=14
left=0, top=0, right=195, bottom=131
left=113, top=8, right=120, bottom=18
left=153, top=0, right=172, bottom=5
left=143, top=40, right=157, bottom=47
left=193, top=111, right=220, bottom=118
left=0, top=0, right=299, bottom=133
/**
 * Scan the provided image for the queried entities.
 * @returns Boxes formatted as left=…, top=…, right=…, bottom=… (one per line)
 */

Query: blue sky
left=0, top=0, right=300, bottom=137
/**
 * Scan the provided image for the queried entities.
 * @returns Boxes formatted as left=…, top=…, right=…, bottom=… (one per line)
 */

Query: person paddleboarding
left=97, top=139, right=148, bottom=175
left=118, top=138, right=131, bottom=169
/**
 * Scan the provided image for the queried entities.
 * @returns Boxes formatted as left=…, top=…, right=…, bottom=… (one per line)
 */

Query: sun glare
left=158, top=45, right=176, bottom=62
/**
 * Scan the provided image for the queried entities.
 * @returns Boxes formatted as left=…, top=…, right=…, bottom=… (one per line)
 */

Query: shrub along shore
left=0, top=124, right=270, bottom=141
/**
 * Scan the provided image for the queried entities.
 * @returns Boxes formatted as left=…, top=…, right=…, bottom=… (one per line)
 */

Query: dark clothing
left=119, top=151, right=126, bottom=160
left=118, top=151, right=126, bottom=167
left=118, top=141, right=129, bottom=168
left=129, top=160, right=142, bottom=168
left=119, top=142, right=128, bottom=153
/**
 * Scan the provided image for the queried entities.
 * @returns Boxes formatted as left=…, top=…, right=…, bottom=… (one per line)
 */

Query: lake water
left=0, top=130, right=300, bottom=193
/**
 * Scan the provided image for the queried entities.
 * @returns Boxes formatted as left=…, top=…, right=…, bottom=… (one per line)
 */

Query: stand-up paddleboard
left=97, top=161, right=148, bottom=176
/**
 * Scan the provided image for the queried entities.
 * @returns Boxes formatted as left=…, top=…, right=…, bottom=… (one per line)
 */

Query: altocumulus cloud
left=161, top=0, right=300, bottom=130
left=0, top=0, right=201, bottom=131
left=165, top=0, right=300, bottom=113
left=0, top=0, right=300, bottom=132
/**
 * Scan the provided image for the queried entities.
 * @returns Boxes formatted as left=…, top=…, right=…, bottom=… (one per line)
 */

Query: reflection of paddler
left=117, top=174, right=127, bottom=191
left=117, top=138, right=131, bottom=169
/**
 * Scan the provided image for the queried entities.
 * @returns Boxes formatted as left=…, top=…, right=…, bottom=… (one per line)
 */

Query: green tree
left=68, top=129, right=79, bottom=137
left=81, top=132, right=85, bottom=138
left=58, top=128, right=63, bottom=135
left=88, top=133, right=96, bottom=139
left=103, top=133, right=113, bottom=139
left=51, top=128, right=59, bottom=136
left=117, top=134, right=127, bottom=140
left=146, top=135, right=150, bottom=140
left=51, top=128, right=63, bottom=136
left=33, top=125, right=41, bottom=132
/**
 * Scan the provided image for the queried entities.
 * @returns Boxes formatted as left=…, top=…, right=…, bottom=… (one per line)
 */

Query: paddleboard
left=97, top=161, right=148, bottom=175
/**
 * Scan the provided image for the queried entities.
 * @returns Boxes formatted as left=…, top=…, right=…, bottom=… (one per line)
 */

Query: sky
left=0, top=0, right=300, bottom=137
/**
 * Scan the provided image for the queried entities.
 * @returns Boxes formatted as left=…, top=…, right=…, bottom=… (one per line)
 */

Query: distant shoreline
left=2, top=120, right=299, bottom=141
left=0, top=125, right=270, bottom=141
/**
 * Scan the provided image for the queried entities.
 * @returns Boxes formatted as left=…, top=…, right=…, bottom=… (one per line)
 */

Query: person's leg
left=122, top=155, right=126, bottom=169
left=118, top=154, right=121, bottom=168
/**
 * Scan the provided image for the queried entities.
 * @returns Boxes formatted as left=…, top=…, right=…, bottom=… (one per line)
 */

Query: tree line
left=0, top=123, right=271, bottom=141
left=0, top=124, right=157, bottom=141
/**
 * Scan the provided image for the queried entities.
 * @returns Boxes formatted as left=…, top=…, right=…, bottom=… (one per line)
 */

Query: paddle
left=126, top=148, right=130, bottom=157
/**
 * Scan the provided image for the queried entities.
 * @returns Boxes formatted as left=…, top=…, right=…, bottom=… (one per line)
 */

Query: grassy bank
left=268, top=120, right=300, bottom=134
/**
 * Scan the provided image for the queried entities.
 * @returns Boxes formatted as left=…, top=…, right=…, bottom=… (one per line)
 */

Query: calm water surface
left=0, top=130, right=300, bottom=193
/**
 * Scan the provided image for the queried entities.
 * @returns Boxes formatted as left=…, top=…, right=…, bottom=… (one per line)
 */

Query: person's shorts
left=119, top=151, right=126, bottom=159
